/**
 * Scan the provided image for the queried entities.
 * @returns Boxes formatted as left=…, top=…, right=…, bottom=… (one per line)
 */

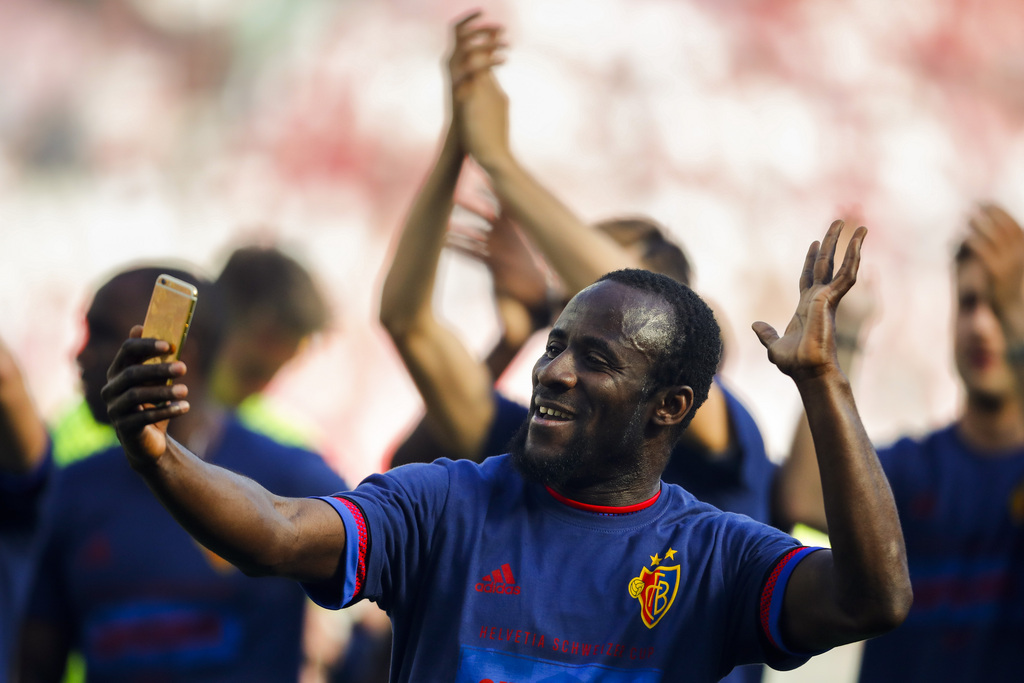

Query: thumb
left=751, top=321, right=779, bottom=349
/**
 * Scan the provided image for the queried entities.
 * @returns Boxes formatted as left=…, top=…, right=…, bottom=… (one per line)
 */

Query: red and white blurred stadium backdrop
left=7, top=0, right=1024, bottom=678
left=4, top=0, right=1024, bottom=579
left=6, top=0, right=1024, bottom=479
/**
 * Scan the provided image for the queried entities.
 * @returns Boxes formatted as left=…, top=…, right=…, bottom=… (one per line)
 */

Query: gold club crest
left=628, top=548, right=680, bottom=629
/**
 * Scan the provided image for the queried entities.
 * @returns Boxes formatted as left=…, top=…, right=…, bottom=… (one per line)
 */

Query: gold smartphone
left=140, top=274, right=199, bottom=366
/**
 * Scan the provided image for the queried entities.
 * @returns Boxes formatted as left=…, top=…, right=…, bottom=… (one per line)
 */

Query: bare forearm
left=0, top=355, right=48, bottom=473
left=796, top=370, right=910, bottom=627
left=380, top=124, right=463, bottom=331
left=776, top=341, right=862, bottom=533
left=776, top=414, right=828, bottom=533
left=395, top=325, right=497, bottom=459
left=381, top=115, right=501, bottom=460
left=481, top=156, right=642, bottom=295
left=134, top=438, right=340, bottom=582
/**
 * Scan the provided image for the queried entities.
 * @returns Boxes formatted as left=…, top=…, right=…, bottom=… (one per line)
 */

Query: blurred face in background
left=594, top=219, right=692, bottom=288
left=954, top=256, right=1017, bottom=406
left=210, top=312, right=307, bottom=408
left=76, top=275, right=149, bottom=424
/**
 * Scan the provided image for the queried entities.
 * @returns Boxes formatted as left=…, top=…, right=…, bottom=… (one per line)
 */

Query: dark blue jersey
left=305, top=455, right=821, bottom=682
left=27, top=417, right=347, bottom=683
left=485, top=381, right=778, bottom=526
left=470, top=381, right=779, bottom=683
left=0, top=448, right=52, bottom=683
left=859, top=424, right=1024, bottom=682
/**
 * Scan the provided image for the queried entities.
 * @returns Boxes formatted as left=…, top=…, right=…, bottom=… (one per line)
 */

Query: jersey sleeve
left=711, top=511, right=827, bottom=672
left=0, top=442, right=53, bottom=521
left=757, top=545, right=828, bottom=666
left=22, top=462, right=73, bottom=628
left=300, top=461, right=453, bottom=611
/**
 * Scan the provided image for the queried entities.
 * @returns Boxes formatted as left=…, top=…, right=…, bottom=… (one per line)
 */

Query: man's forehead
left=558, top=281, right=673, bottom=352
left=955, top=258, right=990, bottom=291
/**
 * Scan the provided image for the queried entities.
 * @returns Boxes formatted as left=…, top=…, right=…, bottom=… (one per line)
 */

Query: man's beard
left=508, top=420, right=588, bottom=487
left=508, top=400, right=649, bottom=488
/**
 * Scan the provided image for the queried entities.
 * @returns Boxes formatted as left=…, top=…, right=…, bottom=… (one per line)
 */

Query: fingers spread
left=454, top=197, right=498, bottom=224
left=832, top=226, right=867, bottom=296
left=980, top=203, right=1022, bottom=235
left=799, top=241, right=820, bottom=293
left=812, top=220, right=844, bottom=285
left=445, top=230, right=491, bottom=260
left=450, top=14, right=506, bottom=87
left=751, top=321, right=780, bottom=349
left=453, top=10, right=483, bottom=31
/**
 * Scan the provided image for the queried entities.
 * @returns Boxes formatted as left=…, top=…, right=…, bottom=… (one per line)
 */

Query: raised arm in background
left=753, top=220, right=911, bottom=651
left=0, top=336, right=48, bottom=475
left=961, top=203, right=1024, bottom=413
left=380, top=13, right=507, bottom=462
left=456, top=23, right=642, bottom=294
left=454, top=18, right=734, bottom=458
left=445, top=198, right=556, bottom=378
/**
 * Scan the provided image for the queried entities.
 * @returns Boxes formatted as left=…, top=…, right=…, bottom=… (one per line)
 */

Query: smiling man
left=102, top=211, right=910, bottom=681
left=507, top=270, right=717, bottom=498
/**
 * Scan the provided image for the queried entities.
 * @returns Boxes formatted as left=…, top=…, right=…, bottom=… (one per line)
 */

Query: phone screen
left=140, top=274, right=199, bottom=365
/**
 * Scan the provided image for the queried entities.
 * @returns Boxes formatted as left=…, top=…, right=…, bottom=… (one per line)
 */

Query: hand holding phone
left=141, top=274, right=199, bottom=366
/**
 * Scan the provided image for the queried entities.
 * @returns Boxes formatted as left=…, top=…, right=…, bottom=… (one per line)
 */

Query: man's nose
left=536, top=351, right=577, bottom=389
left=969, top=302, right=1002, bottom=336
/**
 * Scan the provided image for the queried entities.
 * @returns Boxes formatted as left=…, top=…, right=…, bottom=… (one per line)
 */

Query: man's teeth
left=538, top=406, right=571, bottom=419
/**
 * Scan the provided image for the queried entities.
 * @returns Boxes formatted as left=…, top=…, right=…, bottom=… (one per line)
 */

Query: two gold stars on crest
left=649, top=548, right=677, bottom=566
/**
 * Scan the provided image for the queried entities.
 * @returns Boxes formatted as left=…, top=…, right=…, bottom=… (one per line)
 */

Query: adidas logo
left=475, top=562, right=521, bottom=595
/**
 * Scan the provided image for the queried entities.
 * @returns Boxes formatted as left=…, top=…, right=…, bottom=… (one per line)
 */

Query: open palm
left=753, top=220, right=867, bottom=381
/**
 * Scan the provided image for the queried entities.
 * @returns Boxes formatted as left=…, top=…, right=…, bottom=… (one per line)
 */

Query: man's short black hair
left=596, top=268, right=721, bottom=430
left=216, top=245, right=330, bottom=337
left=594, top=217, right=693, bottom=287
left=99, top=265, right=226, bottom=374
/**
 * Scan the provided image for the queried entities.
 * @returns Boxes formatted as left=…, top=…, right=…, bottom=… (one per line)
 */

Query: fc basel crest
left=628, top=548, right=680, bottom=629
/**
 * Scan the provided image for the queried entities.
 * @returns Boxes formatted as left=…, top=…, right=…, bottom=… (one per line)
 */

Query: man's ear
left=652, top=385, right=694, bottom=427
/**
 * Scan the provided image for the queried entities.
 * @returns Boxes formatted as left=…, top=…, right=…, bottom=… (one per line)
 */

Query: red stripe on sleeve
left=338, top=497, right=368, bottom=599
left=758, top=546, right=805, bottom=649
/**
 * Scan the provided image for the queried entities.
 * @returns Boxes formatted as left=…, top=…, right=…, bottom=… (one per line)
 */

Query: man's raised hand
left=965, top=203, right=1024, bottom=324
left=101, top=325, right=189, bottom=467
left=752, top=220, right=868, bottom=381
left=448, top=11, right=505, bottom=108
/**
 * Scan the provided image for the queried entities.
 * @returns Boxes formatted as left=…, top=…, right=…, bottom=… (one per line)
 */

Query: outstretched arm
left=380, top=13, right=505, bottom=462
left=456, top=18, right=739, bottom=457
left=103, top=328, right=344, bottom=583
left=0, top=336, right=48, bottom=475
left=752, top=221, right=911, bottom=651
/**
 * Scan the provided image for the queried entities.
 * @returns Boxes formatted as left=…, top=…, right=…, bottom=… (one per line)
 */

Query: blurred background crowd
left=5, top=1, right=1024, bottom=679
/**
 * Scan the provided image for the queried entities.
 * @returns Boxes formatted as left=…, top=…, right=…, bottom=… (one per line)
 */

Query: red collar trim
left=544, top=486, right=661, bottom=514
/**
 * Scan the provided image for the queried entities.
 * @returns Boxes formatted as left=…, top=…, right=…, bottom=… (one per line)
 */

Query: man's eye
left=545, top=344, right=562, bottom=358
